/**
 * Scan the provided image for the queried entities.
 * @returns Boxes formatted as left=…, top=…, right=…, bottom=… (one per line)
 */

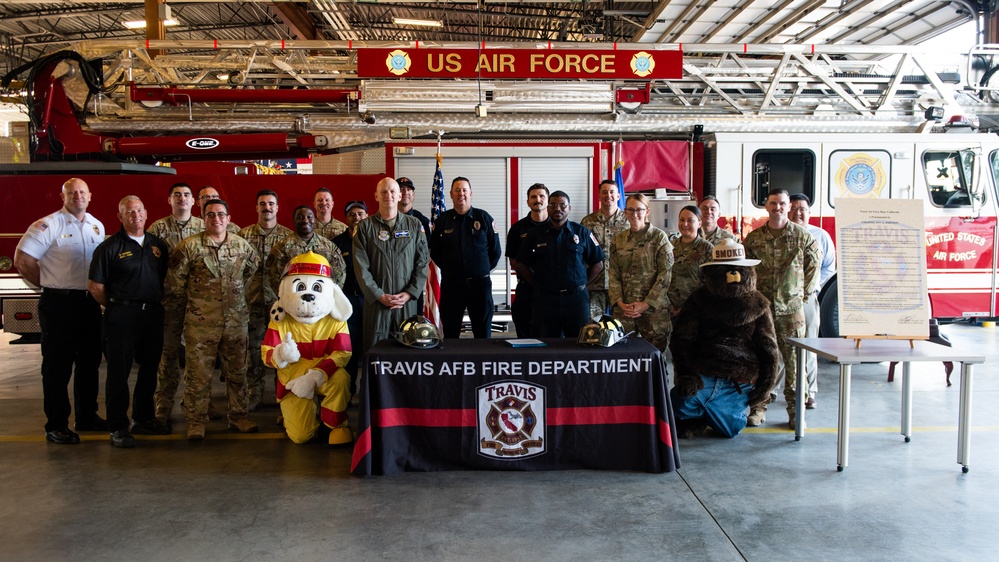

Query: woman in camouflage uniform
left=607, top=194, right=674, bottom=351
left=669, top=205, right=714, bottom=317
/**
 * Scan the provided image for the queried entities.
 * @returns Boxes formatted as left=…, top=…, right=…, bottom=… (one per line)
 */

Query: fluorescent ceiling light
left=392, top=17, right=443, bottom=28
left=123, top=19, right=180, bottom=30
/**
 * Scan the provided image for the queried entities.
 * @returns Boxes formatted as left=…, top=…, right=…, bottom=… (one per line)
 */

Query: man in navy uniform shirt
left=88, top=196, right=171, bottom=447
left=429, top=177, right=502, bottom=338
left=505, top=182, right=549, bottom=337
left=514, top=190, right=604, bottom=338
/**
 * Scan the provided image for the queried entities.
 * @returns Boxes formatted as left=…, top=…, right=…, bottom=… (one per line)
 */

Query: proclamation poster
left=835, top=198, right=930, bottom=338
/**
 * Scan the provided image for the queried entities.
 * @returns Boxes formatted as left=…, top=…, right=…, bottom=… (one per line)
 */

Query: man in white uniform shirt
left=15, top=178, right=106, bottom=444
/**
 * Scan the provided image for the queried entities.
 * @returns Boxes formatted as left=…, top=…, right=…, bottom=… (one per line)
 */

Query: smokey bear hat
left=700, top=238, right=760, bottom=268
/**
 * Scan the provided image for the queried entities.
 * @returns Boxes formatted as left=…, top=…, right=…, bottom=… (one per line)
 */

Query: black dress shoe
left=130, top=419, right=171, bottom=435
left=110, top=430, right=136, bottom=448
left=74, top=416, right=108, bottom=432
left=45, top=428, right=81, bottom=445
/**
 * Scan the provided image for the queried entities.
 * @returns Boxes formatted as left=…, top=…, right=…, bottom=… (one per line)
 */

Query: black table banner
left=351, top=338, right=681, bottom=475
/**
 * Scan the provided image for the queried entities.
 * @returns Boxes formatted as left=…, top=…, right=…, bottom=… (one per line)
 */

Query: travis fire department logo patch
left=477, top=381, right=546, bottom=459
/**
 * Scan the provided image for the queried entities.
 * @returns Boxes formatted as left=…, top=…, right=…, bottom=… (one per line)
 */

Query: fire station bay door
left=396, top=149, right=592, bottom=317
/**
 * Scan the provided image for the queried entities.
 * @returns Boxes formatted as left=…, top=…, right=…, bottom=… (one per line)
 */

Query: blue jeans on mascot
left=671, top=374, right=752, bottom=438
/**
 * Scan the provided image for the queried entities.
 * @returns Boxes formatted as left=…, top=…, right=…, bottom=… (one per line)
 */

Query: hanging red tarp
left=618, top=141, right=689, bottom=192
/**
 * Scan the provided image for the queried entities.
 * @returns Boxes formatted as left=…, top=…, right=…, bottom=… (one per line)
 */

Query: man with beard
left=514, top=191, right=604, bottom=338
left=239, top=190, right=292, bottom=410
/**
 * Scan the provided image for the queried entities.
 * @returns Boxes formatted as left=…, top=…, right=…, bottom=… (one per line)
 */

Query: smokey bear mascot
left=669, top=239, right=780, bottom=438
left=262, top=251, right=354, bottom=446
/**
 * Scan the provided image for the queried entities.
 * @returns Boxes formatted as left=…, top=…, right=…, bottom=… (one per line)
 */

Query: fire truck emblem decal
left=478, top=381, right=546, bottom=459
left=386, top=50, right=412, bottom=76
left=630, top=52, right=655, bottom=78
left=835, top=153, right=887, bottom=198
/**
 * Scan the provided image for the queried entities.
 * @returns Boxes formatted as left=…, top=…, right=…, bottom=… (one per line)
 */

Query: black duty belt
left=42, top=287, right=89, bottom=297
left=539, top=284, right=585, bottom=296
left=108, top=297, right=161, bottom=310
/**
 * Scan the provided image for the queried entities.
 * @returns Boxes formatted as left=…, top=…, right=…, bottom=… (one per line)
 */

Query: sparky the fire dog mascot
left=262, top=251, right=354, bottom=445
left=668, top=239, right=780, bottom=438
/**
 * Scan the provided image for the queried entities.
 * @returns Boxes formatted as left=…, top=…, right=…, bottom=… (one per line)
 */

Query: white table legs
left=901, top=362, right=912, bottom=442
left=795, top=349, right=806, bottom=441
left=958, top=362, right=974, bottom=473
left=837, top=364, right=852, bottom=471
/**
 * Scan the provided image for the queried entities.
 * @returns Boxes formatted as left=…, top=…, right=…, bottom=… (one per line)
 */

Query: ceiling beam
left=269, top=2, right=319, bottom=40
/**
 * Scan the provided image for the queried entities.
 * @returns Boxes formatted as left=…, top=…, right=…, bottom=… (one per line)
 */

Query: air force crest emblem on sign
left=478, top=381, right=546, bottom=459
left=386, top=50, right=412, bottom=76
left=630, top=51, right=655, bottom=78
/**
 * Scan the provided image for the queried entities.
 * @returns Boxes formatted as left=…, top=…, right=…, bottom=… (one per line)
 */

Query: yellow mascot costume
left=262, top=252, right=354, bottom=445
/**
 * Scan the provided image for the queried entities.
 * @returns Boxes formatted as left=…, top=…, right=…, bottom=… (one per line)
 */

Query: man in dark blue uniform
left=514, top=190, right=604, bottom=338
left=429, top=176, right=502, bottom=339
left=397, top=177, right=432, bottom=235
left=88, top=196, right=171, bottom=447
left=331, top=200, right=368, bottom=394
left=506, top=182, right=549, bottom=337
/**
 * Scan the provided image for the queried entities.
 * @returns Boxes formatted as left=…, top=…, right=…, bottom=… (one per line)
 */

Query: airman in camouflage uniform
left=148, top=183, right=206, bottom=423
left=699, top=195, right=737, bottom=246
left=239, top=189, right=293, bottom=411
left=318, top=219, right=348, bottom=241
left=164, top=200, right=259, bottom=439
left=743, top=189, right=820, bottom=429
left=266, top=206, right=346, bottom=299
left=668, top=205, right=714, bottom=316
left=581, top=179, right=630, bottom=319
left=608, top=195, right=674, bottom=352
left=314, top=187, right=348, bottom=240
left=197, top=186, right=240, bottom=233
left=669, top=237, right=714, bottom=315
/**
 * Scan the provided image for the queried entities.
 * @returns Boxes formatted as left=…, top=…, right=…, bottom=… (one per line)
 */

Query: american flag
left=423, top=150, right=446, bottom=329
left=614, top=146, right=626, bottom=210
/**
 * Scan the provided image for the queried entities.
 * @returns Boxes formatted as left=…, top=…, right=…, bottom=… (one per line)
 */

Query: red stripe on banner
left=549, top=405, right=656, bottom=425
left=373, top=406, right=658, bottom=427
left=658, top=419, right=673, bottom=448
left=376, top=408, right=476, bottom=427
left=350, top=427, right=371, bottom=472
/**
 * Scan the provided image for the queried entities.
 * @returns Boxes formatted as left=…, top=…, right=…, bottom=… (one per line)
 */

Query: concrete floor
left=1, top=323, right=998, bottom=561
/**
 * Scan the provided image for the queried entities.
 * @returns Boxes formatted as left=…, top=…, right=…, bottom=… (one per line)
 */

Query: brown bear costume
left=669, top=240, right=780, bottom=438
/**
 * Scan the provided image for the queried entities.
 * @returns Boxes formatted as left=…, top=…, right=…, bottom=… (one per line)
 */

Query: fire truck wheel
left=818, top=275, right=839, bottom=338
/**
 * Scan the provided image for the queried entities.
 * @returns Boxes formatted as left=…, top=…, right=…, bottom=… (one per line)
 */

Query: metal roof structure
left=0, top=0, right=983, bottom=75
left=0, top=1, right=994, bottom=150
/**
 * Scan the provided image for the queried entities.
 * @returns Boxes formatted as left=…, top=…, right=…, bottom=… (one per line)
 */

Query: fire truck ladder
left=14, top=40, right=998, bottom=142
